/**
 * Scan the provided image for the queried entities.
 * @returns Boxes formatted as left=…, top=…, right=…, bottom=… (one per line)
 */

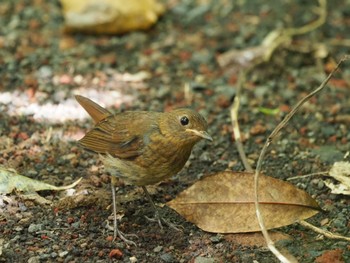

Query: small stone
left=71, top=222, right=80, bottom=229
left=14, top=226, right=23, bottom=232
left=129, top=256, right=138, bottom=263
left=37, top=65, right=53, bottom=79
left=250, top=123, right=267, bottom=136
left=109, top=249, right=123, bottom=259
left=194, top=256, right=217, bottom=263
left=160, top=253, right=174, bottom=262
left=28, top=256, right=40, bottom=263
left=153, top=245, right=163, bottom=253
left=39, top=254, right=50, bottom=260
left=210, top=234, right=223, bottom=243
left=59, top=251, right=69, bottom=258
left=199, top=151, right=211, bottom=162
left=80, top=242, right=87, bottom=248
left=317, top=180, right=324, bottom=190
left=28, top=224, right=43, bottom=233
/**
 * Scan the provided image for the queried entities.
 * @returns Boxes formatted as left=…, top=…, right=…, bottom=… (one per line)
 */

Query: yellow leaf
left=60, top=0, right=165, bottom=34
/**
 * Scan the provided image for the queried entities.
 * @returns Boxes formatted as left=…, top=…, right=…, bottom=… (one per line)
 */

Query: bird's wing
left=79, top=112, right=159, bottom=159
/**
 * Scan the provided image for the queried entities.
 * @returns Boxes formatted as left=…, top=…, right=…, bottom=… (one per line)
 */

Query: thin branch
left=287, top=171, right=328, bottom=181
left=299, top=220, right=350, bottom=242
left=254, top=55, right=349, bottom=262
left=230, top=70, right=253, bottom=172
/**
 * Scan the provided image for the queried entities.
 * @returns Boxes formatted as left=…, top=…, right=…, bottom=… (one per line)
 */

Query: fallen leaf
left=324, top=161, right=350, bottom=195
left=60, top=0, right=165, bottom=34
left=167, top=171, right=320, bottom=233
left=0, top=166, right=82, bottom=194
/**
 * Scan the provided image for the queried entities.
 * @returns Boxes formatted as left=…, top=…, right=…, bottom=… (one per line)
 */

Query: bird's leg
left=141, top=186, right=182, bottom=231
left=110, top=180, right=137, bottom=246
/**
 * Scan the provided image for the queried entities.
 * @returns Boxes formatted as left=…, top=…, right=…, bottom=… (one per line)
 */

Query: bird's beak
left=186, top=129, right=213, bottom=141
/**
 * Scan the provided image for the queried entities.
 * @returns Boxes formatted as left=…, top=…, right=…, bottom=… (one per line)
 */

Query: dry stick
left=283, top=0, right=326, bottom=36
left=230, top=71, right=253, bottom=172
left=254, top=55, right=349, bottom=263
left=298, top=220, right=350, bottom=242
left=287, top=171, right=328, bottom=181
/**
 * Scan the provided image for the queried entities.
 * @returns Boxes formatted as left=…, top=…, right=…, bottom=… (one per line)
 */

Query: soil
left=1, top=0, right=350, bottom=262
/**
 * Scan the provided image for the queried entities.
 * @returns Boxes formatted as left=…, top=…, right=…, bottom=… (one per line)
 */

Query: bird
left=75, top=95, right=212, bottom=245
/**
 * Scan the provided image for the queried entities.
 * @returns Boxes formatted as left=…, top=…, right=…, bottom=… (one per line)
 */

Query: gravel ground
left=1, top=0, right=350, bottom=262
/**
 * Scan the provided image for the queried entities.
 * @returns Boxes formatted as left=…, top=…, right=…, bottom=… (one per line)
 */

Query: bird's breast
left=130, top=134, right=194, bottom=185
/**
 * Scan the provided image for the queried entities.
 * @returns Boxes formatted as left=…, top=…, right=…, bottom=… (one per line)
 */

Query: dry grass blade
left=299, top=220, right=350, bottom=242
left=254, top=56, right=350, bottom=262
left=230, top=70, right=253, bottom=172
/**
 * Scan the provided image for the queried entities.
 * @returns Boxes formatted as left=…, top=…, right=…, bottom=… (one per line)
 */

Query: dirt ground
left=1, top=0, right=350, bottom=262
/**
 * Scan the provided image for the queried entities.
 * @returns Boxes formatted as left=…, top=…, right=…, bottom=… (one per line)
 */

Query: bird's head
left=160, top=108, right=212, bottom=145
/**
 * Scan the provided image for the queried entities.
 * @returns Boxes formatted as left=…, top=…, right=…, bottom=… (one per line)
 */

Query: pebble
left=312, top=146, right=343, bottom=163
left=333, top=216, right=347, bottom=228
left=194, top=256, right=217, bottom=263
left=153, top=245, right=163, bottom=253
left=160, top=253, right=175, bottom=262
left=27, top=256, right=40, bottom=263
left=129, top=256, right=138, bottom=263
left=59, top=251, right=69, bottom=258
left=37, top=65, right=53, bottom=79
left=71, top=222, right=80, bottom=229
left=210, top=234, right=223, bottom=243
left=28, top=224, right=43, bottom=233
left=317, top=180, right=324, bottom=190
left=27, top=169, right=38, bottom=176
left=14, top=226, right=23, bottom=232
left=39, top=253, right=50, bottom=260
left=64, top=255, right=74, bottom=263
left=199, top=151, right=212, bottom=162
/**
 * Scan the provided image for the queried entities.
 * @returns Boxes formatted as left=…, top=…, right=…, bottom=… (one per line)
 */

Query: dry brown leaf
left=324, top=161, right=350, bottom=195
left=60, top=0, right=165, bottom=34
left=167, top=171, right=320, bottom=233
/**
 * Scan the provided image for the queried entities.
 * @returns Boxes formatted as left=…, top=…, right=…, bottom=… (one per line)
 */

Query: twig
left=254, top=56, right=349, bottom=263
left=261, top=0, right=327, bottom=62
left=287, top=171, right=328, bottom=181
left=283, top=0, right=327, bottom=36
left=230, top=70, right=253, bottom=172
left=299, top=220, right=350, bottom=242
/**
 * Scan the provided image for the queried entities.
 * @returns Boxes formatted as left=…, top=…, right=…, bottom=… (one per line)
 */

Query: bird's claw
left=145, top=213, right=183, bottom=232
left=114, top=229, right=138, bottom=247
left=106, top=220, right=138, bottom=246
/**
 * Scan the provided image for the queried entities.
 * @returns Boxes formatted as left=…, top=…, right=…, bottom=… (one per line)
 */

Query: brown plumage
left=75, top=95, right=212, bottom=245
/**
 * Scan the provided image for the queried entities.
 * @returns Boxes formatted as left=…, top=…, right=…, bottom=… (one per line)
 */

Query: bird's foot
left=145, top=212, right=183, bottom=232
left=106, top=220, right=138, bottom=246
left=114, top=229, right=138, bottom=246
left=141, top=186, right=183, bottom=231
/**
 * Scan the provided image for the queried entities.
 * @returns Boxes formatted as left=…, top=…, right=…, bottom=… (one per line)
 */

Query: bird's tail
left=75, top=95, right=111, bottom=123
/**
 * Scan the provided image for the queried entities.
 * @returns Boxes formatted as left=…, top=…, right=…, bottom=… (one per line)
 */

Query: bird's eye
left=180, top=116, right=189, bottom=126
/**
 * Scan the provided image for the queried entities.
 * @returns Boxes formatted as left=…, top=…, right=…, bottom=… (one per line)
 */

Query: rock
left=194, top=256, right=217, bottom=263
left=27, top=256, right=40, bottom=263
left=153, top=245, right=163, bottom=253
left=160, top=253, right=175, bottom=262
left=59, top=251, right=69, bottom=258
left=28, top=224, right=43, bottom=233
left=129, top=256, right=138, bottom=263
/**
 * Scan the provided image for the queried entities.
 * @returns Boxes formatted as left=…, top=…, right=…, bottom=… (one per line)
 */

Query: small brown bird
left=75, top=95, right=212, bottom=245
